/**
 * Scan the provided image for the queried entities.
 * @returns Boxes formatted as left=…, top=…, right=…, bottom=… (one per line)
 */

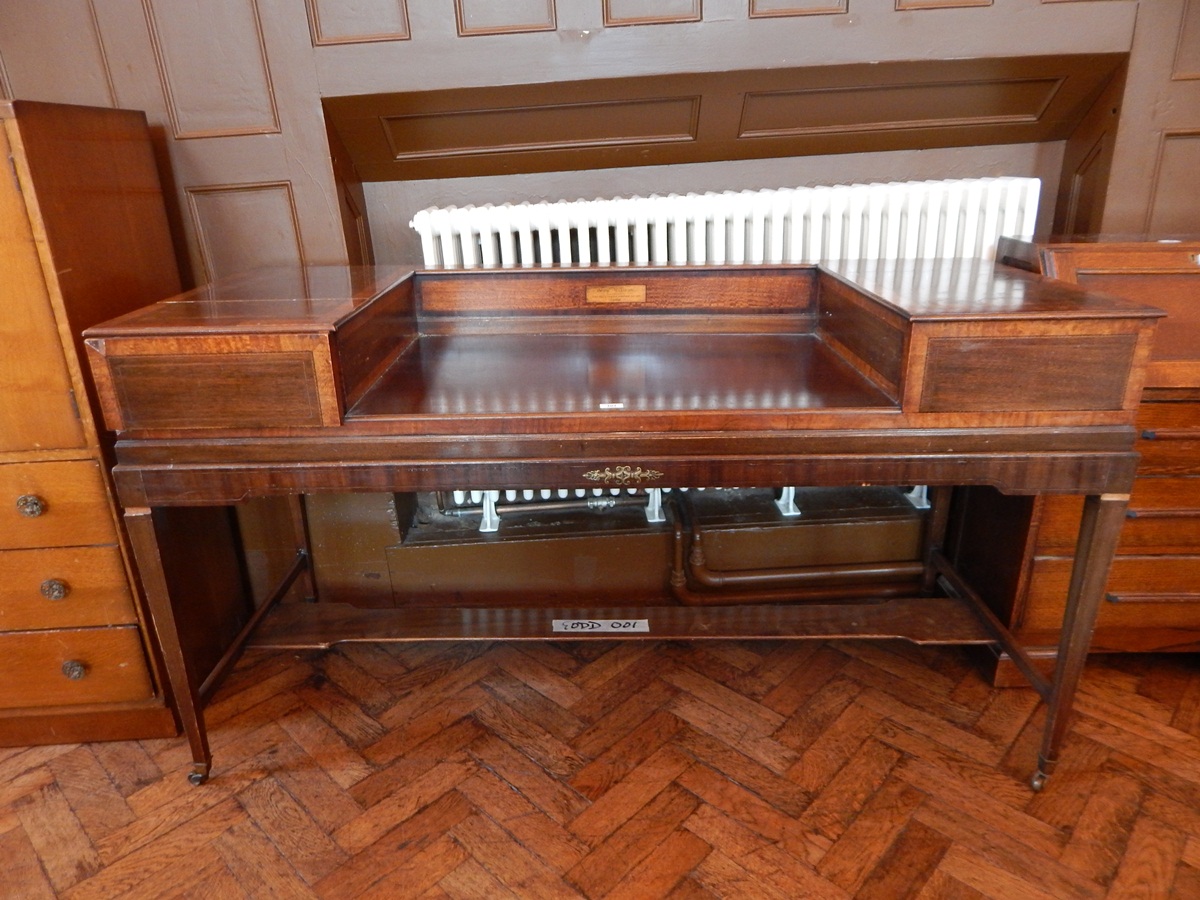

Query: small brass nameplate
left=586, top=285, right=646, bottom=305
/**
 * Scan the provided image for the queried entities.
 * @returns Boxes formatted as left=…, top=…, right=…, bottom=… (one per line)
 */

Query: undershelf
left=247, top=595, right=995, bottom=649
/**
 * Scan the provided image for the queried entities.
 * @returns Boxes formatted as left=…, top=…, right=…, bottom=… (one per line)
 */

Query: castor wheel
left=188, top=770, right=209, bottom=786
left=1030, top=771, right=1047, bottom=792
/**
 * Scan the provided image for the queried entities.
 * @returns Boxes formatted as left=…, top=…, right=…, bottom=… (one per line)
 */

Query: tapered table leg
left=1032, top=492, right=1129, bottom=790
left=124, top=507, right=212, bottom=785
left=920, top=486, right=954, bottom=594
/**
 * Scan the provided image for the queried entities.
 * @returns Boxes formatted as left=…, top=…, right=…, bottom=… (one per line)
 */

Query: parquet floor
left=4, top=639, right=1200, bottom=898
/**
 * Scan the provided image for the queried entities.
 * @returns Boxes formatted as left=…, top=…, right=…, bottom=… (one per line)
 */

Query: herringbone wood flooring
left=4, top=639, right=1200, bottom=898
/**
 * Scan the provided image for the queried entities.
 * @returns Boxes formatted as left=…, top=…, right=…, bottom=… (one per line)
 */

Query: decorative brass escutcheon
left=583, top=465, right=664, bottom=486
left=40, top=579, right=70, bottom=601
left=61, top=660, right=87, bottom=680
left=16, top=494, right=46, bottom=517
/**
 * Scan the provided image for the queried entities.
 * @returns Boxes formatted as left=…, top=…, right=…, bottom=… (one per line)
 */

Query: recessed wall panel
left=0, top=0, right=114, bottom=107
left=749, top=1, right=847, bottom=16
left=604, top=0, right=702, bottom=25
left=896, top=0, right=991, bottom=8
left=1174, top=0, right=1200, bottom=80
left=145, top=0, right=279, bottom=138
left=187, top=182, right=303, bottom=283
left=740, top=78, right=1061, bottom=137
left=305, top=0, right=410, bottom=45
left=1061, top=133, right=1106, bottom=237
left=383, top=97, right=699, bottom=160
left=1148, top=132, right=1200, bottom=235
left=455, top=0, right=555, bottom=35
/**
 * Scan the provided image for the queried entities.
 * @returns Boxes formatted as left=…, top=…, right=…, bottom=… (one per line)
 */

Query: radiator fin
left=410, top=177, right=1040, bottom=269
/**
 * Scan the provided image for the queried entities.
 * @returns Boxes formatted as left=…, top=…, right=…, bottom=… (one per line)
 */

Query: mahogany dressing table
left=82, top=260, right=1160, bottom=787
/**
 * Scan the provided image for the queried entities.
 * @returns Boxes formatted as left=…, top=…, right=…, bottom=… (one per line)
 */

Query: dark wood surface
left=967, top=242, right=1200, bottom=676
left=322, top=55, right=1124, bottom=182
left=80, top=262, right=1161, bottom=785
left=7, top=639, right=1200, bottom=898
left=85, top=262, right=1159, bottom=440
left=1036, top=241, right=1200, bottom=389
left=249, top=598, right=995, bottom=648
left=348, top=332, right=895, bottom=419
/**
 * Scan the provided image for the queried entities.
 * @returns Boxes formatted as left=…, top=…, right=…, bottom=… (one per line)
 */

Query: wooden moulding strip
left=246, top=595, right=995, bottom=649
left=931, top=548, right=1053, bottom=700
left=198, top=549, right=310, bottom=702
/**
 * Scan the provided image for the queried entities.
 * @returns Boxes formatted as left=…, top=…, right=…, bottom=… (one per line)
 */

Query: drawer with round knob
left=0, top=626, right=154, bottom=709
left=0, top=460, right=119, bottom=550
left=0, top=546, right=138, bottom=631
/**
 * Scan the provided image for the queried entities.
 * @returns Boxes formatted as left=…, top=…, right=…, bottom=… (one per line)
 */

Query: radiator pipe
left=667, top=493, right=921, bottom=606
left=688, top=527, right=926, bottom=589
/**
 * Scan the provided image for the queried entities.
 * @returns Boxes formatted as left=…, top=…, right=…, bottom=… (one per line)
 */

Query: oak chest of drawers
left=954, top=241, right=1200, bottom=682
left=0, top=100, right=181, bottom=742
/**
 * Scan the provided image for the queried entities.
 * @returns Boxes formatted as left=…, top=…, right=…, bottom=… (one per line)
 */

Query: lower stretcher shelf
left=247, top=595, right=996, bottom=648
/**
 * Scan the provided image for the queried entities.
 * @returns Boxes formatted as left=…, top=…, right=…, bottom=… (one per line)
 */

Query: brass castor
left=1030, top=771, right=1048, bottom=792
left=188, top=769, right=209, bottom=786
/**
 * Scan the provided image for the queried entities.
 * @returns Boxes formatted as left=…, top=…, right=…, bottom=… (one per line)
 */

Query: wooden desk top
left=89, top=258, right=1155, bottom=335
left=97, top=260, right=1157, bottom=791
left=84, top=261, right=1161, bottom=440
left=823, top=258, right=1157, bottom=320
left=85, top=265, right=413, bottom=334
left=346, top=332, right=895, bottom=420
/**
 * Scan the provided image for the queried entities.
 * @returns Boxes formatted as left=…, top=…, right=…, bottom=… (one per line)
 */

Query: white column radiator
left=412, top=176, right=1037, bottom=530
left=410, top=176, right=1040, bottom=270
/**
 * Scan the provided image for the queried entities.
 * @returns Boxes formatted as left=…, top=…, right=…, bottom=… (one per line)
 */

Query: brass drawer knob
left=16, top=494, right=46, bottom=517
left=40, top=579, right=70, bottom=601
left=61, top=660, right=88, bottom=680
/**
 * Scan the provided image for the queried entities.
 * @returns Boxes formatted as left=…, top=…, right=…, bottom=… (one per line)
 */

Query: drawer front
left=0, top=546, right=136, bottom=631
left=0, top=460, right=118, bottom=550
left=0, top=626, right=154, bottom=709
left=1137, top=401, right=1200, bottom=473
left=1037, top=479, right=1200, bottom=555
left=1024, top=556, right=1200, bottom=634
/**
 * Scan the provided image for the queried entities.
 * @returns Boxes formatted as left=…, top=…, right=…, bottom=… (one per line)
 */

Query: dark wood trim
left=0, top=702, right=177, bottom=746
left=323, top=54, right=1126, bottom=181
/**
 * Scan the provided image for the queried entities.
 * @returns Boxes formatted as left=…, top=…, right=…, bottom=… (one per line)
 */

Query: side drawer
left=0, top=626, right=154, bottom=709
left=1023, top=555, right=1200, bottom=634
left=0, top=460, right=118, bottom=550
left=0, top=546, right=137, bottom=631
left=1137, top=401, right=1200, bottom=474
left=1035, top=478, right=1200, bottom=555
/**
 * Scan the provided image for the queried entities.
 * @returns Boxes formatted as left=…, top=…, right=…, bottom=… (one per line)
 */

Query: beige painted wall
left=1102, top=0, right=1200, bottom=236
left=2, top=0, right=1188, bottom=284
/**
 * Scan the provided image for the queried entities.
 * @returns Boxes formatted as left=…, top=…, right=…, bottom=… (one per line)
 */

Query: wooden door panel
left=0, top=125, right=85, bottom=452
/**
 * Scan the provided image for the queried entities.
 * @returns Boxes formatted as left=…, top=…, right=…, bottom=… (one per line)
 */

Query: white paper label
left=552, top=618, right=650, bottom=633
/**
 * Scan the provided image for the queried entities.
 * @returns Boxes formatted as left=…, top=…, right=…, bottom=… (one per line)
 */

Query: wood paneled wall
left=0, top=0, right=1187, bottom=282
left=1099, top=0, right=1200, bottom=236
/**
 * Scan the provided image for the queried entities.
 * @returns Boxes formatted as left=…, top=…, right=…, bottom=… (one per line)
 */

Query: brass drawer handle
left=40, top=579, right=70, bottom=601
left=61, top=660, right=88, bottom=680
left=16, top=494, right=46, bottom=517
